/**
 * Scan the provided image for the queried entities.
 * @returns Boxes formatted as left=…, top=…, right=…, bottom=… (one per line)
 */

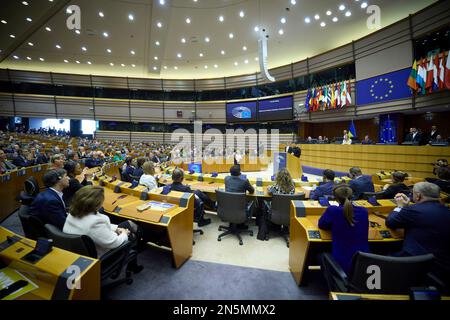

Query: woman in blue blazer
left=318, top=184, right=370, bottom=273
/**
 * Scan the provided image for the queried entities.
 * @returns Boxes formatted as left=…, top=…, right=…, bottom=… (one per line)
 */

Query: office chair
left=215, top=190, right=254, bottom=245
left=361, top=191, right=386, bottom=200
left=263, top=193, right=305, bottom=247
left=17, top=176, right=40, bottom=205
left=18, top=205, right=47, bottom=240
left=321, top=251, right=435, bottom=294
left=44, top=224, right=139, bottom=294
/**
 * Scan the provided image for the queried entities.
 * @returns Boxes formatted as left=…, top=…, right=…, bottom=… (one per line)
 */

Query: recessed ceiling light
left=304, top=17, right=311, bottom=23
left=157, top=22, right=162, bottom=28
left=132, top=64, right=136, bottom=67
left=1, top=20, right=7, bottom=24
left=229, top=33, right=234, bottom=39
left=26, top=17, right=32, bottom=22
left=56, top=44, right=61, bottom=49
left=155, top=41, right=160, bottom=46
left=75, top=29, right=81, bottom=34
left=291, top=0, right=297, bottom=4
left=278, top=29, right=284, bottom=35
left=64, top=59, right=69, bottom=63
left=242, top=46, right=247, bottom=51
left=332, top=17, right=338, bottom=22
left=9, top=34, right=15, bottom=38
left=254, top=26, right=259, bottom=32
left=153, top=66, right=158, bottom=70
left=281, top=17, right=286, bottom=24
left=81, top=46, right=87, bottom=51
left=205, top=37, right=210, bottom=43
left=339, top=4, right=345, bottom=11
left=128, top=14, right=134, bottom=21
left=99, top=12, right=104, bottom=18
left=234, top=61, right=238, bottom=66
left=13, top=55, right=19, bottom=59
left=320, top=22, right=326, bottom=27
left=103, top=32, right=109, bottom=37
left=154, top=56, right=158, bottom=60
left=326, top=10, right=332, bottom=16
left=345, top=11, right=352, bottom=17
left=199, top=53, right=204, bottom=57
left=45, top=26, right=51, bottom=31
left=76, top=60, right=80, bottom=64
left=110, top=62, right=114, bottom=66
left=239, top=11, right=245, bottom=18
left=255, top=57, right=259, bottom=61
left=174, top=66, right=178, bottom=70
left=185, top=18, right=191, bottom=24
left=107, top=48, right=112, bottom=53
left=131, top=50, right=135, bottom=55
left=87, top=61, right=92, bottom=65
left=219, top=16, right=224, bottom=22
left=159, top=0, right=165, bottom=4
left=244, top=59, right=249, bottom=64
left=28, top=42, right=34, bottom=46
left=204, top=65, right=208, bottom=69
left=214, top=64, right=218, bottom=68
left=221, top=50, right=225, bottom=55
left=177, top=53, right=182, bottom=58
left=181, top=38, right=186, bottom=43
left=163, top=66, right=168, bottom=69
left=121, top=64, right=125, bottom=67
left=314, top=14, right=320, bottom=20
left=22, top=1, right=29, bottom=5
left=26, top=56, right=32, bottom=61
left=361, top=2, right=368, bottom=9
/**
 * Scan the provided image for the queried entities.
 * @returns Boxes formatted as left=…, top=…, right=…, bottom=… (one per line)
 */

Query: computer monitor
left=188, top=163, right=202, bottom=173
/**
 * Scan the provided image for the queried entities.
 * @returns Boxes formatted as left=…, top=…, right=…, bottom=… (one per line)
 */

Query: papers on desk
left=302, top=186, right=314, bottom=191
left=0, top=267, right=38, bottom=300
left=144, top=201, right=176, bottom=212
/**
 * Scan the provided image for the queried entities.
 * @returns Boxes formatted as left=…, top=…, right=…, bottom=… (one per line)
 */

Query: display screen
left=14, top=117, right=22, bottom=124
left=226, top=101, right=257, bottom=123
left=188, top=163, right=202, bottom=173
left=258, top=96, right=293, bottom=121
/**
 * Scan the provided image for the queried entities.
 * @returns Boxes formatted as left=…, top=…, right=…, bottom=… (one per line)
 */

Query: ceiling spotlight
left=56, top=44, right=61, bottom=49
left=107, top=48, right=112, bottom=53
left=242, top=46, right=247, bottom=51
left=204, top=65, right=208, bottom=69
left=87, top=61, right=92, bottom=65
left=281, top=17, right=286, bottom=24
left=214, top=64, right=218, bottom=68
left=177, top=53, right=182, bottom=58
left=45, top=26, right=51, bottom=31
left=121, top=64, right=125, bottom=67
left=174, top=66, right=178, bottom=70
left=229, top=33, right=234, bottom=39
left=339, top=5, right=345, bottom=11
left=99, top=12, right=104, bottom=18
left=221, top=50, right=225, bottom=55
left=304, top=17, right=311, bottom=23
left=320, top=22, right=326, bottom=27
left=22, top=1, right=29, bottom=5
left=153, top=66, right=158, bottom=70
left=205, top=37, right=210, bottom=42
left=13, top=55, right=19, bottom=59
left=278, top=29, right=284, bottom=35
left=199, top=53, right=204, bottom=57
left=75, top=29, right=81, bottom=34
left=163, top=66, right=168, bottom=69
left=239, top=11, right=245, bottom=18
left=132, top=64, right=136, bottom=67
left=103, top=32, right=109, bottom=37
left=157, top=22, right=162, bottom=28
left=159, top=0, right=165, bottom=4
left=26, top=17, right=32, bottom=22
left=326, top=10, right=332, bottom=16
left=361, top=2, right=368, bottom=9
left=128, top=14, right=134, bottom=21
left=234, top=61, right=238, bottom=66
left=9, top=34, right=15, bottom=38
left=291, top=0, right=296, bottom=5
left=1, top=20, right=7, bottom=24
left=219, top=16, right=224, bottom=22
left=64, top=59, right=69, bottom=63
left=332, top=17, right=338, bottom=22
left=244, top=59, right=249, bottom=64
left=76, top=60, right=80, bottom=64
left=254, top=26, right=259, bottom=32
left=28, top=42, right=34, bottom=46
left=81, top=46, right=87, bottom=51
left=110, top=62, right=114, bottom=66
left=314, top=14, right=320, bottom=20
left=345, top=11, right=352, bottom=17
left=26, top=56, right=32, bottom=61
left=155, top=41, right=160, bottom=46
left=255, top=57, right=259, bottom=61
left=154, top=56, right=158, bottom=60
left=185, top=18, right=191, bottom=24
left=131, top=50, right=135, bottom=55
left=181, top=38, right=186, bottom=43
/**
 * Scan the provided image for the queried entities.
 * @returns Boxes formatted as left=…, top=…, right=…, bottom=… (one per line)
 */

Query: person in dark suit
left=361, top=135, right=373, bottom=145
left=0, top=150, right=17, bottom=174
left=224, top=165, right=255, bottom=194
left=426, top=167, right=450, bottom=194
left=405, top=127, right=422, bottom=144
left=63, top=161, right=93, bottom=207
left=386, top=182, right=450, bottom=288
left=84, top=151, right=105, bottom=168
left=292, top=145, right=301, bottom=158
left=428, top=125, right=440, bottom=143
left=130, top=157, right=146, bottom=181
left=382, top=171, right=410, bottom=199
left=36, top=150, right=52, bottom=164
left=163, top=168, right=212, bottom=226
left=319, top=184, right=369, bottom=273
left=310, top=169, right=335, bottom=200
left=348, top=167, right=374, bottom=199
left=30, top=168, right=70, bottom=230
left=13, top=149, right=35, bottom=168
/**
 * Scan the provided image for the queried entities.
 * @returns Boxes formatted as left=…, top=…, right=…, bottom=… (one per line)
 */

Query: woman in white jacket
left=63, top=185, right=140, bottom=262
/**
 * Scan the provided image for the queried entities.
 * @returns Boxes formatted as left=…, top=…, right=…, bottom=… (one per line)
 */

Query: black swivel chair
left=264, top=193, right=305, bottom=247
left=321, top=251, right=435, bottom=294
left=215, top=190, right=254, bottom=245
left=17, top=176, right=40, bottom=205
left=18, top=205, right=47, bottom=240
left=44, top=224, right=139, bottom=294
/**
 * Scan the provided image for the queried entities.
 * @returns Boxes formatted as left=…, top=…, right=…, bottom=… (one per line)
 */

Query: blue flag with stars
left=379, top=114, right=398, bottom=144
left=356, top=68, right=412, bottom=105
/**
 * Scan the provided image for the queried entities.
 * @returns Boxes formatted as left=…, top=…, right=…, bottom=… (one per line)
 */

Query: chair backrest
left=362, top=191, right=386, bottom=200
left=349, top=252, right=434, bottom=294
left=270, top=193, right=305, bottom=226
left=44, top=224, right=97, bottom=258
left=25, top=176, right=40, bottom=197
left=215, top=190, right=247, bottom=225
left=18, top=205, right=47, bottom=240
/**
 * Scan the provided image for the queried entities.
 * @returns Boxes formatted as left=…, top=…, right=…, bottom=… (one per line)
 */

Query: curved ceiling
left=0, top=0, right=436, bottom=80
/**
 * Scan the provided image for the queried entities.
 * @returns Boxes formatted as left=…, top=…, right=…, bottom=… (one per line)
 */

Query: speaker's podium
left=273, top=152, right=302, bottom=179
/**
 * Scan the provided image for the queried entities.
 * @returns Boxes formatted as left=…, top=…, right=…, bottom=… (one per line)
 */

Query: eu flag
left=356, top=68, right=412, bottom=105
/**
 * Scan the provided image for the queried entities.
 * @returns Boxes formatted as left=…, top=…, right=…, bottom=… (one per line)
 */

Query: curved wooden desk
left=289, top=200, right=404, bottom=286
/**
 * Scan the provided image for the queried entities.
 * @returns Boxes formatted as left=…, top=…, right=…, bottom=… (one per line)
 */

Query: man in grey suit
left=225, top=165, right=255, bottom=194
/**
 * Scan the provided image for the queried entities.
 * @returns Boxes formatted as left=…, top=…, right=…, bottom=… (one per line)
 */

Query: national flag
left=305, top=89, right=311, bottom=112
left=348, top=120, right=356, bottom=138
left=445, top=52, right=450, bottom=89
left=416, top=59, right=425, bottom=93
left=438, top=52, right=445, bottom=89
left=341, top=82, right=347, bottom=108
left=433, top=55, right=439, bottom=92
left=327, top=84, right=332, bottom=108
left=425, top=55, right=434, bottom=93
left=419, top=58, right=428, bottom=95
left=335, top=82, right=341, bottom=107
left=331, top=83, right=336, bottom=108
left=407, top=59, right=418, bottom=92
left=346, top=81, right=352, bottom=105
left=323, top=86, right=328, bottom=109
